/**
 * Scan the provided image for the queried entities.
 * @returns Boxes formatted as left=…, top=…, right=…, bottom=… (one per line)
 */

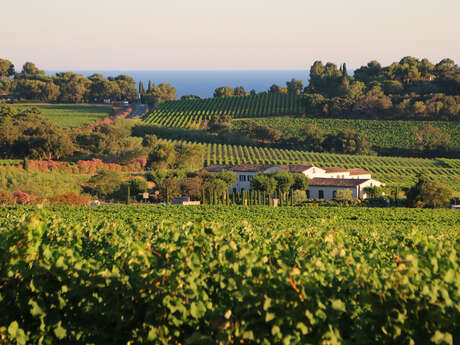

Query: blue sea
left=47, top=70, right=307, bottom=98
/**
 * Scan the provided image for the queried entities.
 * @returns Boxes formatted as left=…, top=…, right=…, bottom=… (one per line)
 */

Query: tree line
left=204, top=57, right=460, bottom=121
left=0, top=60, right=138, bottom=103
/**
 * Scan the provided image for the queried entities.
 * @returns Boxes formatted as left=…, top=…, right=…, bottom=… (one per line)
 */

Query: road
left=127, top=104, right=148, bottom=119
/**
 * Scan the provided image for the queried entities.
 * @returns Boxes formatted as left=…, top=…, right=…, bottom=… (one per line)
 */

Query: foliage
left=334, top=189, right=353, bottom=200
left=0, top=206, right=458, bottom=344
left=406, top=175, right=453, bottom=208
left=147, top=142, right=203, bottom=171
left=87, top=169, right=125, bottom=198
left=244, top=117, right=460, bottom=157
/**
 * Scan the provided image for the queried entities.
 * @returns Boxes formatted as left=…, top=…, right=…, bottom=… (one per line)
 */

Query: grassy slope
left=17, top=104, right=112, bottom=127
left=235, top=117, right=460, bottom=151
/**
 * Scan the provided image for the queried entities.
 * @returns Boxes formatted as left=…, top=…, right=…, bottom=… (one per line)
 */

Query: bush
left=335, top=189, right=353, bottom=200
left=48, top=193, right=91, bottom=206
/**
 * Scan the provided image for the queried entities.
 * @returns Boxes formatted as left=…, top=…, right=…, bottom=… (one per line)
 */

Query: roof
left=309, top=178, right=370, bottom=187
left=324, top=167, right=349, bottom=173
left=204, top=164, right=233, bottom=172
left=230, top=164, right=275, bottom=172
left=348, top=168, right=371, bottom=176
left=286, top=164, right=314, bottom=172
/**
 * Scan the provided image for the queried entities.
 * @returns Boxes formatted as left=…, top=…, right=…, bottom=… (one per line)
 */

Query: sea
left=46, top=70, right=307, bottom=98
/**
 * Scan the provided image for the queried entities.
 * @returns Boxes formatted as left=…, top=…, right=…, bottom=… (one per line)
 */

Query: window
left=318, top=190, right=324, bottom=199
left=239, top=175, right=246, bottom=182
left=332, top=190, right=337, bottom=199
left=248, top=175, right=253, bottom=181
left=306, top=190, right=310, bottom=198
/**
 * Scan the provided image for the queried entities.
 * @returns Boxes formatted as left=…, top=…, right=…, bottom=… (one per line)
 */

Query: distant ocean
left=46, top=70, right=307, bottom=98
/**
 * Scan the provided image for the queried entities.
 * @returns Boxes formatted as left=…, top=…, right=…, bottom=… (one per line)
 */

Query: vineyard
left=143, top=94, right=304, bottom=128
left=236, top=117, right=460, bottom=152
left=158, top=138, right=460, bottom=191
left=1, top=206, right=458, bottom=344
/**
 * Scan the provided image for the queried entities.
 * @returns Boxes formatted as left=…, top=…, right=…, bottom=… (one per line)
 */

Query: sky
left=2, top=0, right=460, bottom=70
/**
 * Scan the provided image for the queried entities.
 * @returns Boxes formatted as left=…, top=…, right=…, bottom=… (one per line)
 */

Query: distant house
left=204, top=164, right=383, bottom=200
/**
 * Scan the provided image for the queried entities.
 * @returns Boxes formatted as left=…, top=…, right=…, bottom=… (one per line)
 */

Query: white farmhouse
left=205, top=164, right=383, bottom=200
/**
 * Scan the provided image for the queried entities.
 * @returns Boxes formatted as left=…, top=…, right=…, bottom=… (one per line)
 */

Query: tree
left=0, top=59, right=15, bottom=78
left=181, top=94, right=201, bottom=100
left=286, top=78, right=304, bottom=95
left=300, top=124, right=325, bottom=152
left=250, top=174, right=277, bottom=195
left=17, top=62, right=45, bottom=80
left=324, top=130, right=371, bottom=155
left=233, top=86, right=246, bottom=96
left=406, top=175, right=452, bottom=208
left=144, top=83, right=177, bottom=106
left=413, top=125, right=450, bottom=152
left=269, top=170, right=294, bottom=194
left=335, top=189, right=353, bottom=200
left=175, top=144, right=204, bottom=170
left=180, top=177, right=203, bottom=200
left=146, top=142, right=177, bottom=170
left=292, top=173, right=309, bottom=191
left=207, top=115, right=232, bottom=133
left=87, top=170, right=124, bottom=199
left=214, top=86, right=234, bottom=98
left=114, top=75, right=138, bottom=102
left=139, top=81, right=146, bottom=96
left=54, top=72, right=90, bottom=103
left=269, top=84, right=283, bottom=94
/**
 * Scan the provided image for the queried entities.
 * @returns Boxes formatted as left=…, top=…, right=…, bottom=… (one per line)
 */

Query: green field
left=1, top=206, right=458, bottom=344
left=143, top=94, right=304, bottom=128
left=236, top=117, right=460, bottom=152
left=17, top=104, right=113, bottom=127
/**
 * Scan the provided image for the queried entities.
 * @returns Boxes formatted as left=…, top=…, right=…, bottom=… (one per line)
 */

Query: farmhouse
left=205, top=164, right=383, bottom=200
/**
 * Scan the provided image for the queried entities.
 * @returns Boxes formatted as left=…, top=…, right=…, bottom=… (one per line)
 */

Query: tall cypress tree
left=147, top=80, right=153, bottom=93
left=342, top=63, right=348, bottom=77
left=139, top=81, right=145, bottom=96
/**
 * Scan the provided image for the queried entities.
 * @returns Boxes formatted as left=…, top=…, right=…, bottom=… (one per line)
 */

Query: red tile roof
left=309, top=178, right=370, bottom=187
left=348, top=168, right=371, bottom=176
left=324, top=167, right=349, bottom=173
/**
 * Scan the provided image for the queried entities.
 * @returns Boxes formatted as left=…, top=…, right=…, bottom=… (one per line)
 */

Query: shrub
left=48, top=193, right=91, bottom=206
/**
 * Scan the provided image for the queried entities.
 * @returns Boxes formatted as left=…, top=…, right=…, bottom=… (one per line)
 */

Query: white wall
left=307, top=186, right=358, bottom=200
left=231, top=171, right=258, bottom=193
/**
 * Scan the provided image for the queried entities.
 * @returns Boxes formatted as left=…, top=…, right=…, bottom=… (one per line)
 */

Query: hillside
left=143, top=94, right=304, bottom=128
left=158, top=138, right=460, bottom=192
left=234, top=117, right=460, bottom=155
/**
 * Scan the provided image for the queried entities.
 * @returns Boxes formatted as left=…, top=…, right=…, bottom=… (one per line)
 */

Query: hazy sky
left=3, top=0, right=460, bottom=70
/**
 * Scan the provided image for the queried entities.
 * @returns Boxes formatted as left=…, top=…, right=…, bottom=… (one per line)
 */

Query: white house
left=308, top=178, right=383, bottom=199
left=205, top=164, right=383, bottom=200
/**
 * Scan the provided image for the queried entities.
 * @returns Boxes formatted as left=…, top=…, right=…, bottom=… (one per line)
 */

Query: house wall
left=231, top=171, right=258, bottom=193
left=307, top=186, right=358, bottom=200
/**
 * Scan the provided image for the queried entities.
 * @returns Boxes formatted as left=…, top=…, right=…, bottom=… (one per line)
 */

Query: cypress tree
left=342, top=63, right=348, bottom=77
left=147, top=80, right=153, bottom=93
left=126, top=184, right=131, bottom=205
left=139, top=81, right=145, bottom=96
left=23, top=158, right=29, bottom=171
